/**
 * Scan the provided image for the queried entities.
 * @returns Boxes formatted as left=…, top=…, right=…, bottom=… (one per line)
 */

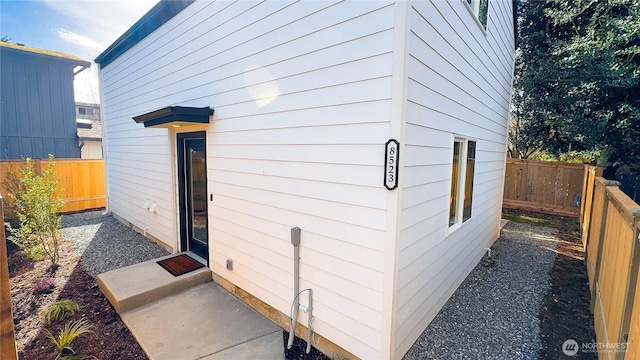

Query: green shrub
left=41, top=299, right=80, bottom=324
left=3, top=155, right=65, bottom=265
left=46, top=317, right=93, bottom=359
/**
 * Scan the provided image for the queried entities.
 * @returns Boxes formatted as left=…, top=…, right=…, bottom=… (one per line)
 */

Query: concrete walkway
left=97, top=256, right=284, bottom=360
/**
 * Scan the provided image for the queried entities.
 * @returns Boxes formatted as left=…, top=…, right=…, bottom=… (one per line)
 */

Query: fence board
left=53, top=159, right=106, bottom=213
left=0, top=159, right=105, bottom=214
left=503, top=159, right=586, bottom=217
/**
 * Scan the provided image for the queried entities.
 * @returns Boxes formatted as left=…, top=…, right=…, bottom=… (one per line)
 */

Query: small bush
left=46, top=317, right=93, bottom=359
left=33, top=278, right=56, bottom=294
left=41, top=299, right=80, bottom=324
left=4, top=155, right=65, bottom=265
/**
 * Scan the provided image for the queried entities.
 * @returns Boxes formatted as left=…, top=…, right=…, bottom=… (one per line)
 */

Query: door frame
left=177, top=131, right=209, bottom=264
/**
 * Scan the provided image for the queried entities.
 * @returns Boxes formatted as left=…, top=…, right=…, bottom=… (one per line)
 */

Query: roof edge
left=0, top=42, right=90, bottom=67
left=95, top=0, right=194, bottom=68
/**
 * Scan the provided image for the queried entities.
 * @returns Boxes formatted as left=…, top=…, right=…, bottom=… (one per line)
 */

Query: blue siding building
left=0, top=42, right=90, bottom=159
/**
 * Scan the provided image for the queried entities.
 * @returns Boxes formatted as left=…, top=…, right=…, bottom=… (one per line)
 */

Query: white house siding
left=80, top=140, right=102, bottom=159
left=100, top=63, right=175, bottom=248
left=393, top=0, right=514, bottom=357
left=102, top=122, right=175, bottom=248
left=100, top=1, right=398, bottom=358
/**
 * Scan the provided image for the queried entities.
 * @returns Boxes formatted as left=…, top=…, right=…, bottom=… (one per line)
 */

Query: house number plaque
left=384, top=139, right=399, bottom=190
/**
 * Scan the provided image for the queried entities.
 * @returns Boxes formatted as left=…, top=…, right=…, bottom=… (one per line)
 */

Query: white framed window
left=464, top=0, right=489, bottom=30
left=448, top=138, right=476, bottom=231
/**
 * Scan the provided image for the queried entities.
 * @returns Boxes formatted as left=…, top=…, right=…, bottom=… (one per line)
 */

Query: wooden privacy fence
left=0, top=159, right=105, bottom=214
left=503, top=159, right=586, bottom=217
left=582, top=176, right=640, bottom=360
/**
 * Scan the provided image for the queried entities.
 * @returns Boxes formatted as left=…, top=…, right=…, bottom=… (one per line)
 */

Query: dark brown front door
left=178, top=132, right=208, bottom=261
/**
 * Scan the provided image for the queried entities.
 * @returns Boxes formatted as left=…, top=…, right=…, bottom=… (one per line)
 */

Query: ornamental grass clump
left=46, top=317, right=93, bottom=360
left=41, top=299, right=80, bottom=324
left=4, top=155, right=65, bottom=265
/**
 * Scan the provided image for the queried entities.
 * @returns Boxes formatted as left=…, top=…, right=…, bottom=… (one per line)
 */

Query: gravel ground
left=59, top=212, right=562, bottom=359
left=61, top=210, right=169, bottom=276
left=403, top=222, right=559, bottom=360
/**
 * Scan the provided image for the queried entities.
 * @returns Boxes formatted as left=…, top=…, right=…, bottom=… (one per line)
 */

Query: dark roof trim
left=95, top=0, right=194, bottom=68
left=133, top=106, right=214, bottom=128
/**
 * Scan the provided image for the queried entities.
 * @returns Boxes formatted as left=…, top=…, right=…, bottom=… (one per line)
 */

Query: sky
left=0, top=0, right=159, bottom=103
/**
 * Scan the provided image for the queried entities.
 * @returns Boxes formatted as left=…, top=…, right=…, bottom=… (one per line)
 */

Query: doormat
left=157, top=254, right=205, bottom=277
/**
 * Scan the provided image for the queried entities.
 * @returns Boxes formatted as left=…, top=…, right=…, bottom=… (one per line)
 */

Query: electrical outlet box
left=226, top=259, right=233, bottom=270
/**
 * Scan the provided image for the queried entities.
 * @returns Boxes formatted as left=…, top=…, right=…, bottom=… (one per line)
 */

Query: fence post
left=589, top=179, right=622, bottom=312
left=591, top=182, right=610, bottom=312
left=34, top=158, right=43, bottom=175
left=581, top=166, right=604, bottom=251
left=581, top=165, right=589, bottom=227
left=580, top=165, right=594, bottom=243
left=0, top=195, right=18, bottom=360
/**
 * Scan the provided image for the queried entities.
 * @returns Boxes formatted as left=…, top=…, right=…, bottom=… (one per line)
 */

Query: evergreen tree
left=511, top=0, right=640, bottom=165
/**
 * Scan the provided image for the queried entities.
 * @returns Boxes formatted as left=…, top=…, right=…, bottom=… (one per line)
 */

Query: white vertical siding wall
left=394, top=0, right=514, bottom=356
left=101, top=1, right=396, bottom=358
left=80, top=140, right=102, bottom=159
left=101, top=77, right=176, bottom=249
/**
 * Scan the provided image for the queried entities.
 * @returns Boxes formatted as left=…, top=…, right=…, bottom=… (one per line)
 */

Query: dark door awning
left=133, top=106, right=214, bottom=128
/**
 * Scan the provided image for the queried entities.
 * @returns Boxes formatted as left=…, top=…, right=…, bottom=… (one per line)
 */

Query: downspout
left=73, top=64, right=89, bottom=77
left=499, top=1, right=518, bottom=228
left=287, top=226, right=301, bottom=349
left=72, top=62, right=90, bottom=163
left=96, top=62, right=111, bottom=216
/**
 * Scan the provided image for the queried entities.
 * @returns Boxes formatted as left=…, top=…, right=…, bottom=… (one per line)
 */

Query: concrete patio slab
left=200, top=331, right=283, bottom=360
left=96, top=253, right=210, bottom=314
left=120, top=282, right=283, bottom=360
